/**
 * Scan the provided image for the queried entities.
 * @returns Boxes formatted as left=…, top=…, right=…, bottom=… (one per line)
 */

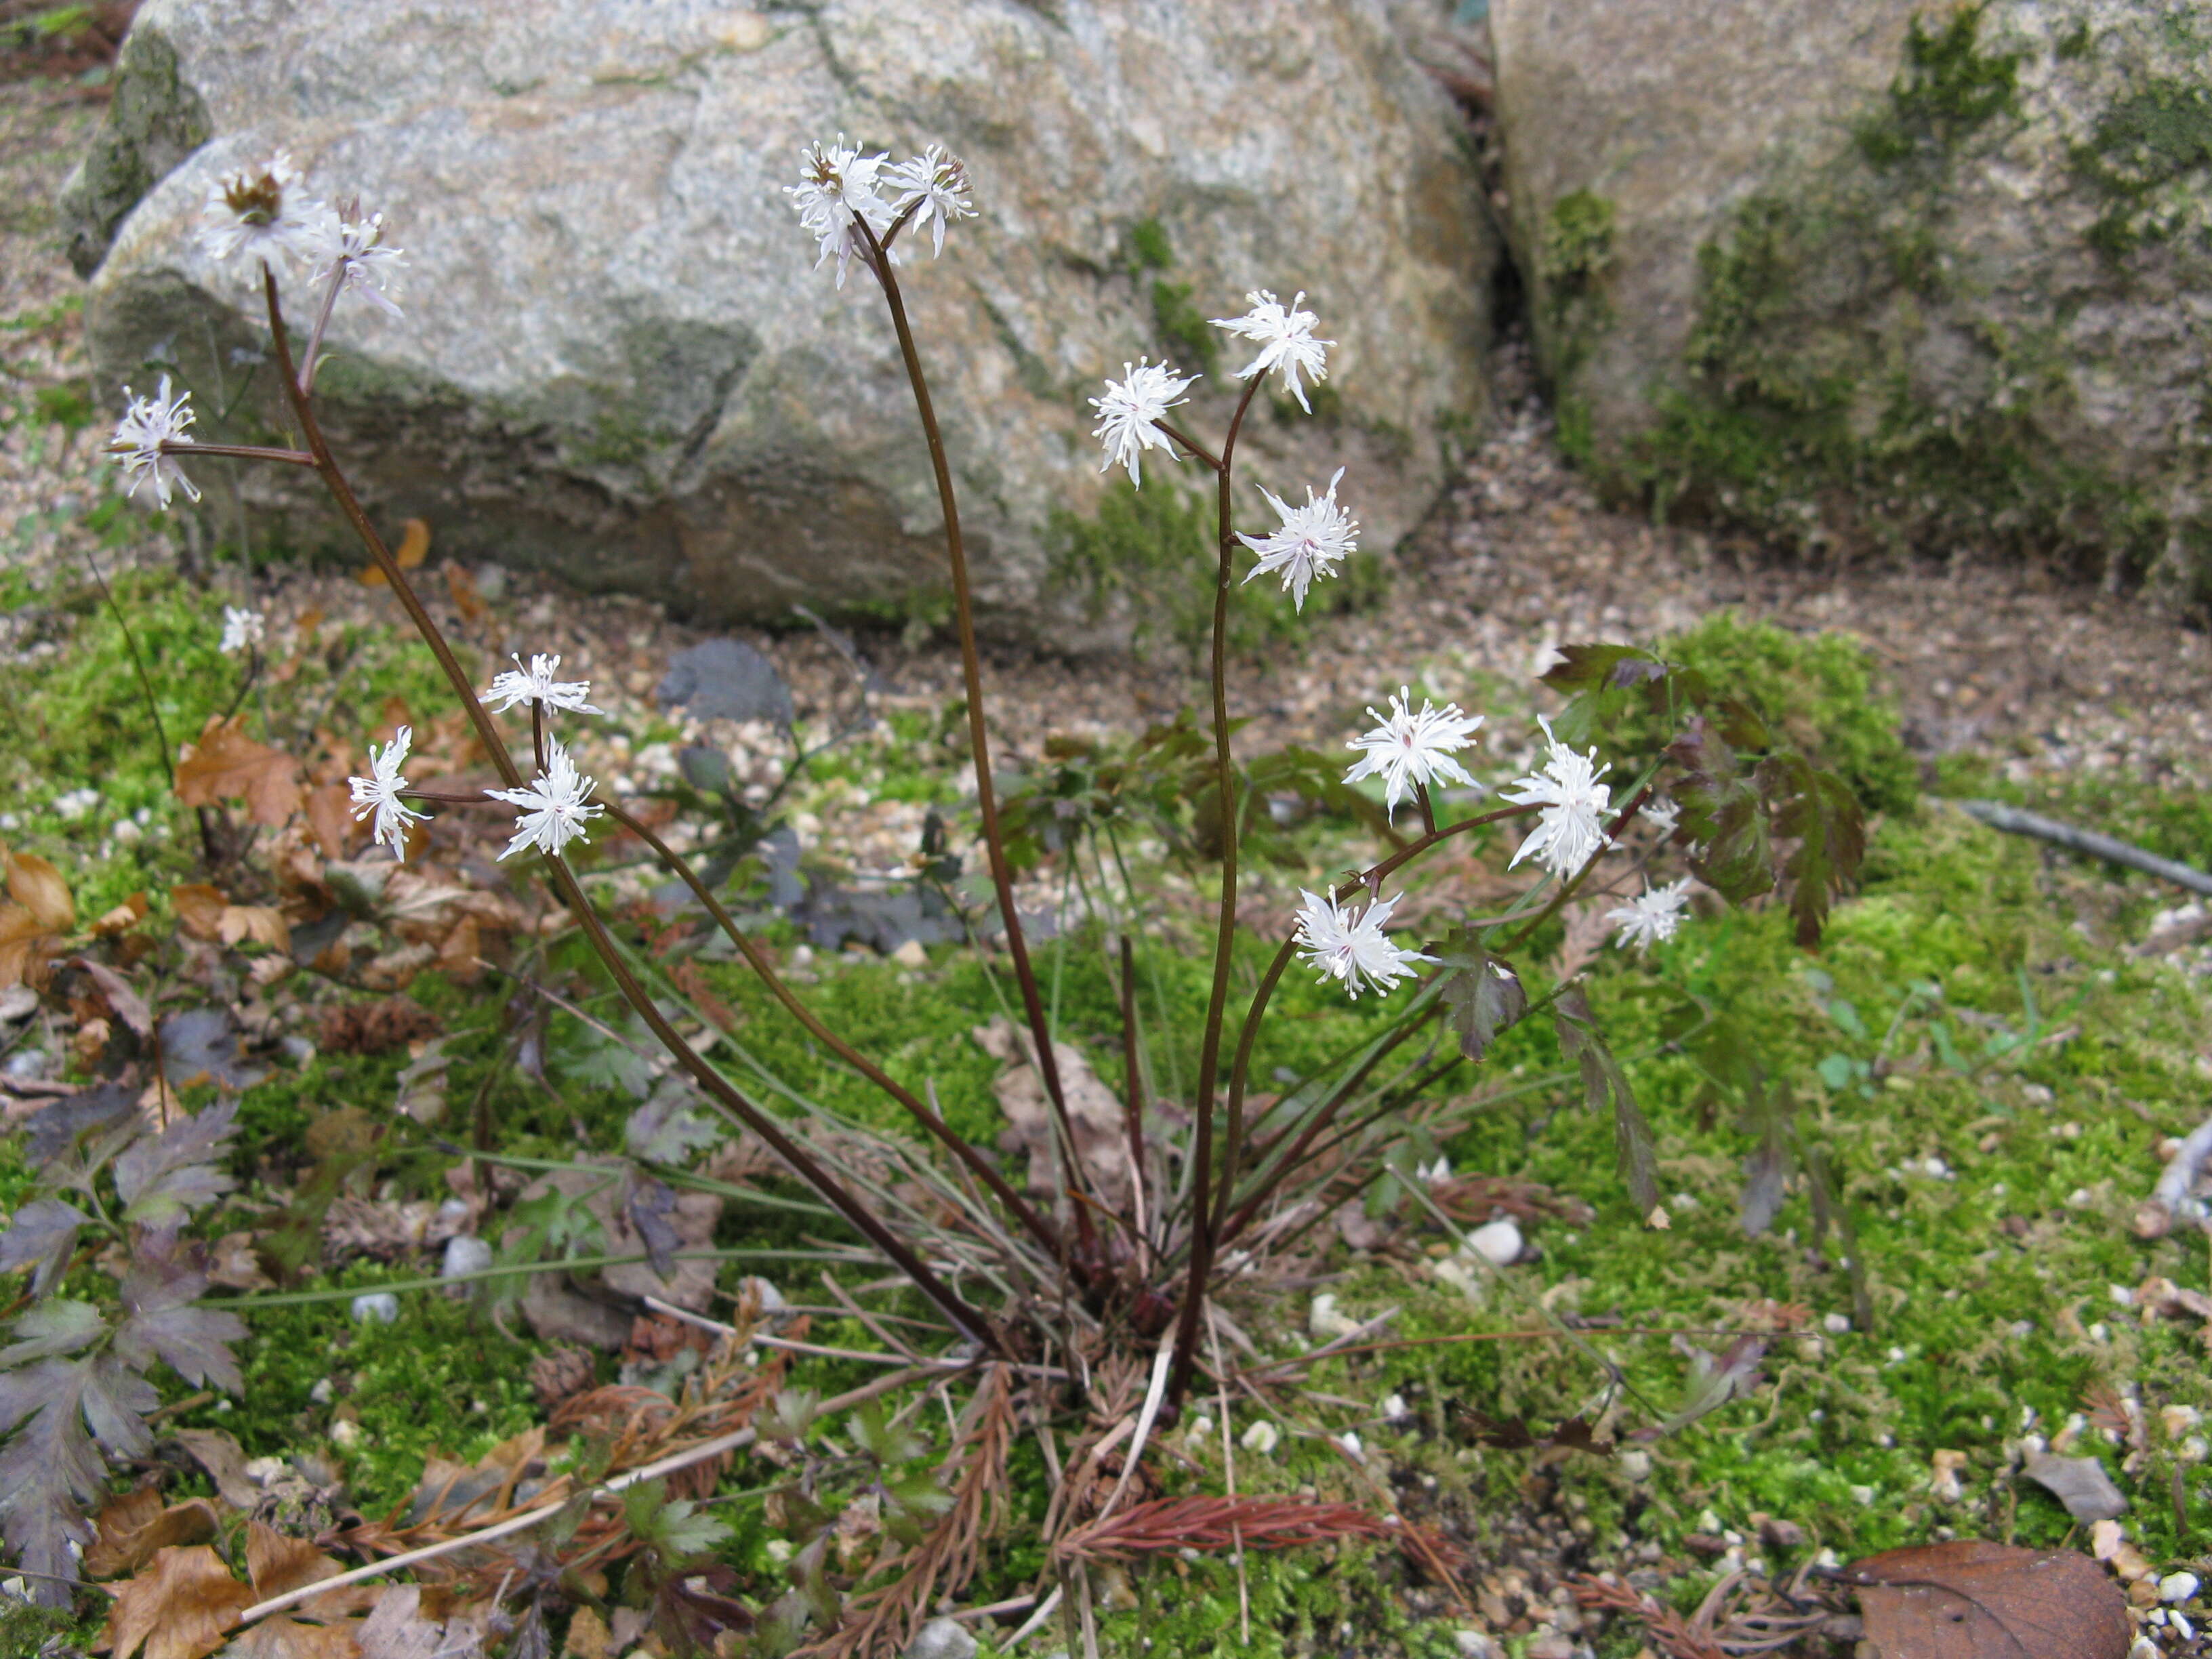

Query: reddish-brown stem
left=1166, top=370, right=1265, bottom=1407
left=136, top=441, right=316, bottom=466
left=1210, top=800, right=1539, bottom=1248
left=857, top=218, right=1094, bottom=1252
left=1214, top=1010, right=1427, bottom=1248
left=1149, top=419, right=1222, bottom=472
left=596, top=796, right=1066, bottom=1261
left=1118, top=933, right=1149, bottom=1257
left=260, top=266, right=1004, bottom=1351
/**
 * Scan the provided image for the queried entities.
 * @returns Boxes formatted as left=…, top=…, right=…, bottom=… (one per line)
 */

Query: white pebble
left=1240, top=1418, right=1279, bottom=1455
left=2160, top=1572, right=2200, bottom=1604
left=1465, top=1217, right=1523, bottom=1267
left=1823, top=1313, right=1851, bottom=1334
left=350, top=1292, right=400, bottom=1325
left=329, top=1419, right=364, bottom=1449
left=308, top=1377, right=334, bottom=1405
left=441, top=1235, right=493, bottom=1279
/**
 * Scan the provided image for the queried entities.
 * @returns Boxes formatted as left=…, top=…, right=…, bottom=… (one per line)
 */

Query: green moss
left=1649, top=612, right=1919, bottom=813
left=1857, top=3, right=2022, bottom=169
left=2074, top=78, right=2212, bottom=258
left=1541, top=190, right=1617, bottom=302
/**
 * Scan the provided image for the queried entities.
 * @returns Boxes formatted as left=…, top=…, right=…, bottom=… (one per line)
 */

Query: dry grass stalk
left=1053, top=1496, right=1397, bottom=1564
left=803, top=1364, right=1018, bottom=1658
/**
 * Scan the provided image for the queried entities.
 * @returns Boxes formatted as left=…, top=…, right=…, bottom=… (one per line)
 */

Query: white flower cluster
left=1504, top=717, right=1614, bottom=879
left=110, top=375, right=200, bottom=508
left=218, top=606, right=265, bottom=655
left=197, top=152, right=407, bottom=312
left=785, top=136, right=976, bottom=287
left=1087, top=289, right=1356, bottom=610
left=1294, top=886, right=1433, bottom=999
left=345, top=651, right=608, bottom=863
left=1343, top=688, right=1483, bottom=820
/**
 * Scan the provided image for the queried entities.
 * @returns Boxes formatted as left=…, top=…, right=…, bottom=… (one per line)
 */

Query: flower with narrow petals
left=1088, top=358, right=1198, bottom=487
left=1293, top=886, right=1435, bottom=1000
left=1239, top=467, right=1357, bottom=611
left=349, top=726, right=430, bottom=860
left=786, top=136, right=896, bottom=287
left=487, top=737, right=604, bottom=861
left=1643, top=795, right=1681, bottom=838
left=199, top=150, right=331, bottom=268
left=483, top=653, right=602, bottom=717
left=219, top=607, right=265, bottom=655
left=1212, top=289, right=1332, bottom=411
left=1502, top=718, right=1613, bottom=878
left=1607, top=878, right=1691, bottom=951
left=884, top=146, right=975, bottom=257
left=308, top=205, right=407, bottom=316
left=1343, top=687, right=1483, bottom=819
left=109, top=375, right=201, bottom=508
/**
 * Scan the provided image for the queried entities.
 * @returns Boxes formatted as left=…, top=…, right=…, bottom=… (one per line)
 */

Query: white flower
left=1343, top=687, right=1483, bottom=819
left=1239, top=467, right=1357, bottom=611
left=1502, top=718, right=1613, bottom=878
left=786, top=135, right=896, bottom=287
left=1089, top=358, right=1197, bottom=487
left=219, top=606, right=265, bottom=655
left=487, top=737, right=604, bottom=861
left=199, top=150, right=331, bottom=268
left=308, top=207, right=407, bottom=317
left=109, top=375, right=201, bottom=508
left=1606, top=878, right=1692, bottom=951
left=1293, top=886, right=1435, bottom=1000
left=884, top=145, right=975, bottom=257
left=482, top=653, right=602, bottom=716
left=1212, top=289, right=1332, bottom=412
left=1643, top=795, right=1681, bottom=837
left=349, top=726, right=430, bottom=860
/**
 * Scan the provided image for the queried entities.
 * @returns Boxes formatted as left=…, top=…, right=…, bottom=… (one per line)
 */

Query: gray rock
left=1492, top=0, right=2212, bottom=601
left=903, top=1617, right=979, bottom=1659
left=76, top=1, right=1494, bottom=642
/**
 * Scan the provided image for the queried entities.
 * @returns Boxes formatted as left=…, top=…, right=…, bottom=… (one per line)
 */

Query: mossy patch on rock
left=1612, top=2, right=2212, bottom=597
left=1500, top=0, right=2212, bottom=604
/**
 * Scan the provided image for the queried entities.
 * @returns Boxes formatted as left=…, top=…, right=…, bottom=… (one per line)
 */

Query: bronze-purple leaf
left=1845, top=1540, right=2129, bottom=1659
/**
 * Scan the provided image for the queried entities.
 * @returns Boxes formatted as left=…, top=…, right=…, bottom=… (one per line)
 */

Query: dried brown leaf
left=7, top=848, right=74, bottom=931
left=73, top=957, right=152, bottom=1038
left=176, top=716, right=302, bottom=827
left=91, top=893, right=150, bottom=937
left=171, top=1426, right=261, bottom=1509
left=223, top=1616, right=365, bottom=1659
left=0, top=901, right=62, bottom=989
left=171, top=884, right=230, bottom=943
left=84, top=1492, right=219, bottom=1579
left=1845, top=1540, right=2129, bottom=1659
left=305, top=783, right=357, bottom=862
left=104, top=1544, right=253, bottom=1659
left=973, top=1017, right=1134, bottom=1214
left=219, top=905, right=290, bottom=951
left=358, top=518, right=430, bottom=587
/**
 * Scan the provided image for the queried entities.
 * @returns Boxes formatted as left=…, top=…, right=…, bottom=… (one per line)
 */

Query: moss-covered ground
left=3, top=518, right=2210, bottom=1658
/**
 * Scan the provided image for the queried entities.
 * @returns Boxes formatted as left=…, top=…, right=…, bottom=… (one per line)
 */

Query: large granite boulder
left=68, top=1, right=1495, bottom=644
left=1493, top=0, right=2212, bottom=602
